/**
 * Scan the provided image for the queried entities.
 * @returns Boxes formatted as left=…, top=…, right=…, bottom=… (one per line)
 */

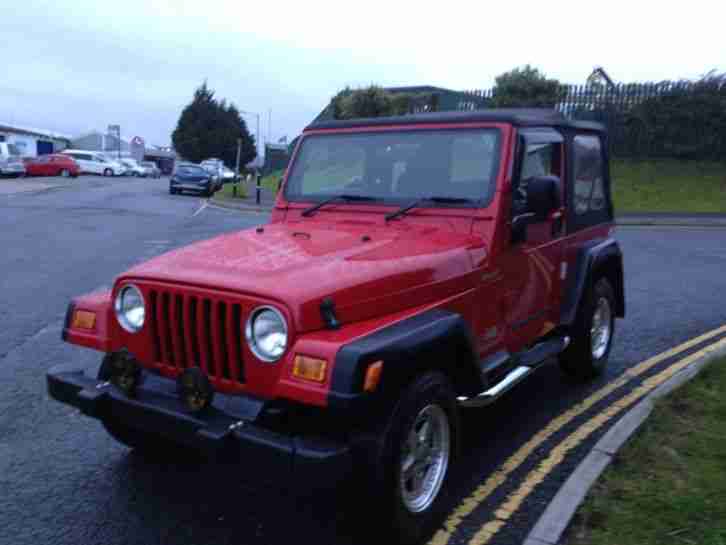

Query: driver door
left=500, top=129, right=566, bottom=352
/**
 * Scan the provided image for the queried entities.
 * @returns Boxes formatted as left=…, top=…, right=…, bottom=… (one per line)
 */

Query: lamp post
left=239, top=110, right=261, bottom=163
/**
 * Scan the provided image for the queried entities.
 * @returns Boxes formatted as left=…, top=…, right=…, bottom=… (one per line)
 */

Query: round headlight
left=114, top=284, right=145, bottom=333
left=245, top=306, right=288, bottom=362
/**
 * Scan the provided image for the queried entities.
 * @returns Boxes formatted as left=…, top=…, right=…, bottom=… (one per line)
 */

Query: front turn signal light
left=292, top=355, right=328, bottom=383
left=363, top=360, right=383, bottom=393
left=72, top=310, right=96, bottom=330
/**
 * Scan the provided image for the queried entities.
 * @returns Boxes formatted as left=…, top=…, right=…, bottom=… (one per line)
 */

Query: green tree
left=492, top=65, right=564, bottom=108
left=326, top=85, right=436, bottom=120
left=171, top=83, right=256, bottom=169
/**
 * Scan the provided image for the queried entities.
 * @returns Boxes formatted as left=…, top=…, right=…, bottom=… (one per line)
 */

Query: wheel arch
left=561, top=237, right=625, bottom=326
left=328, top=309, right=483, bottom=413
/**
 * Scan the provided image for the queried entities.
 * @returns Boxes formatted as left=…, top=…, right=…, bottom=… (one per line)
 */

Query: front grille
left=148, top=289, right=245, bottom=384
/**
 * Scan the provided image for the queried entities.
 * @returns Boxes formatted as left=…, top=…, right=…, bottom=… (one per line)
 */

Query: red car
left=48, top=109, right=624, bottom=543
left=24, top=154, right=80, bottom=177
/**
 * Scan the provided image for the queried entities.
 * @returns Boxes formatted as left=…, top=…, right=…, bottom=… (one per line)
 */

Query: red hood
left=120, top=221, right=484, bottom=331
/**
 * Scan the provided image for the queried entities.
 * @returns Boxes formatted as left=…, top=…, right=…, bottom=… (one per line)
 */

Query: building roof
left=306, top=109, right=605, bottom=132
left=0, top=122, right=73, bottom=141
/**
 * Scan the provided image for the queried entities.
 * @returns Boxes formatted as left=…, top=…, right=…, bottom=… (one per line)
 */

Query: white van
left=60, top=150, right=125, bottom=176
left=0, top=142, right=26, bottom=177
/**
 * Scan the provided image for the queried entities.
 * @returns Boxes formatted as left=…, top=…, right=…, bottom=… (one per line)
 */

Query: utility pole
left=108, top=124, right=121, bottom=160
left=268, top=109, right=272, bottom=145
left=234, top=138, right=242, bottom=175
left=240, top=110, right=261, bottom=161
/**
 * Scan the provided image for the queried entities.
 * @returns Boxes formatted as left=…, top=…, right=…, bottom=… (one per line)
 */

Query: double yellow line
left=430, top=324, right=726, bottom=545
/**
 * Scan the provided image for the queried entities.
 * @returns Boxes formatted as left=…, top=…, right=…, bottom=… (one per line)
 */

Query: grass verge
left=566, top=356, right=726, bottom=545
left=215, top=170, right=282, bottom=200
left=612, top=159, right=726, bottom=213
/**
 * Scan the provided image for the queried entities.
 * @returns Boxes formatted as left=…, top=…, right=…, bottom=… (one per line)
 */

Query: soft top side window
left=568, top=133, right=611, bottom=231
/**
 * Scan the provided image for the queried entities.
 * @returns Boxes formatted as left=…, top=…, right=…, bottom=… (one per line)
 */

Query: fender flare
left=327, top=308, right=480, bottom=410
left=560, top=237, right=625, bottom=326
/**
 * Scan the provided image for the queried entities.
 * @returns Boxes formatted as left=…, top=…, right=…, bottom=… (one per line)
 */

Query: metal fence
left=456, top=82, right=726, bottom=160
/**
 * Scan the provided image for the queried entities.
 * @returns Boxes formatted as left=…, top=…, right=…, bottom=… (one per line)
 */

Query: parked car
left=200, top=158, right=224, bottom=173
left=168, top=163, right=216, bottom=196
left=23, top=154, right=80, bottom=178
left=199, top=159, right=224, bottom=191
left=140, top=161, right=161, bottom=178
left=119, top=159, right=146, bottom=177
left=221, top=166, right=237, bottom=182
left=0, top=142, right=26, bottom=177
left=60, top=150, right=125, bottom=176
left=47, top=109, right=624, bottom=544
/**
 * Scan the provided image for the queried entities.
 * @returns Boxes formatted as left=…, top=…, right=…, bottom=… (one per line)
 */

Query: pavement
left=1, top=175, right=726, bottom=545
left=210, top=184, right=277, bottom=213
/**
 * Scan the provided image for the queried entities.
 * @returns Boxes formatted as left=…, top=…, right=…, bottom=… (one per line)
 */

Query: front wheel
left=371, top=372, right=459, bottom=544
left=559, top=277, right=616, bottom=380
left=60, top=169, right=70, bottom=178
left=103, top=168, right=113, bottom=177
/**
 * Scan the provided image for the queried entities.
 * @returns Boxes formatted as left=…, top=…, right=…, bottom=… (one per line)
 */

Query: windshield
left=178, top=165, right=207, bottom=175
left=285, top=129, right=502, bottom=206
left=7, top=144, right=21, bottom=156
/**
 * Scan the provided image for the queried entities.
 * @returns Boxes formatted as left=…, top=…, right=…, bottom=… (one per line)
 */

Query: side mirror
left=511, top=175, right=561, bottom=244
left=526, top=175, right=561, bottom=220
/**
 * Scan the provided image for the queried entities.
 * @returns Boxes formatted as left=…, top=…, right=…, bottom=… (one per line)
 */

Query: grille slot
left=148, top=289, right=245, bottom=384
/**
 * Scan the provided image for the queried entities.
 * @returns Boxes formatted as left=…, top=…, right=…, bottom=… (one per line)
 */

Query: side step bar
left=458, top=336, right=570, bottom=408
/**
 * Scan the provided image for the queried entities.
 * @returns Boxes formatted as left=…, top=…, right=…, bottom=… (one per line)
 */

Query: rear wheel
left=60, top=169, right=70, bottom=178
left=103, top=168, right=113, bottom=177
left=559, top=277, right=616, bottom=380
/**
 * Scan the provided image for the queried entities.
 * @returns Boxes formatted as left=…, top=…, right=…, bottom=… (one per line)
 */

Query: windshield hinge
left=320, top=297, right=341, bottom=330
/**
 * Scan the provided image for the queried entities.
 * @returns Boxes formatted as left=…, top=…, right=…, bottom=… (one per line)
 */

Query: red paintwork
left=24, top=154, right=80, bottom=177
left=62, top=120, right=612, bottom=407
left=65, top=290, right=114, bottom=352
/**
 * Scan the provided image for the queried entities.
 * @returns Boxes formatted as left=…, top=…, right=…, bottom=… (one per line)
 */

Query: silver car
left=140, top=161, right=161, bottom=178
left=0, top=143, right=26, bottom=177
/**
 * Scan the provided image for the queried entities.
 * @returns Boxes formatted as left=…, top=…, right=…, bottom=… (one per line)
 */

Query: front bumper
left=47, top=364, right=352, bottom=489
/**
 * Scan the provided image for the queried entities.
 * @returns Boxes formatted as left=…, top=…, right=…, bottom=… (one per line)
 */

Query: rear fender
left=561, top=238, right=625, bottom=326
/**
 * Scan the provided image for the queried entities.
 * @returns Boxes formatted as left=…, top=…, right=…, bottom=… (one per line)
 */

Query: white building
left=0, top=123, right=72, bottom=157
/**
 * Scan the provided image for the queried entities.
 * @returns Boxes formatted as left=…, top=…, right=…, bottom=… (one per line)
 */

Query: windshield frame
left=283, top=126, right=504, bottom=211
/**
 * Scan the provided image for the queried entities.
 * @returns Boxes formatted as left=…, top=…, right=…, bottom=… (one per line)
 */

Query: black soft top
left=306, top=109, right=605, bottom=132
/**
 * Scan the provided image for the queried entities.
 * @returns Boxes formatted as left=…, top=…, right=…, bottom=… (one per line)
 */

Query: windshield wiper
left=301, top=194, right=379, bottom=217
left=385, top=196, right=473, bottom=221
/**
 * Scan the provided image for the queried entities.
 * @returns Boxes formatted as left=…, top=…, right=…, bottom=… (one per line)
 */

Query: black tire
left=103, top=168, right=113, bottom=177
left=169, top=186, right=177, bottom=195
left=366, top=372, right=459, bottom=545
left=559, top=277, right=616, bottom=380
left=96, top=357, right=182, bottom=457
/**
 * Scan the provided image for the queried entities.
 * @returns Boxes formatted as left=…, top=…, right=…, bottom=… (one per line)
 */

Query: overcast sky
left=1, top=0, right=723, bottom=149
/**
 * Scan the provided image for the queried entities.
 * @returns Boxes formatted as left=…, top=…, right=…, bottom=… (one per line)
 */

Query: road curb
left=617, top=220, right=726, bottom=227
left=524, top=340, right=726, bottom=545
left=208, top=197, right=273, bottom=214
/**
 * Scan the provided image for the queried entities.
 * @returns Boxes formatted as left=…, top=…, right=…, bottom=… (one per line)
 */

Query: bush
left=633, top=72, right=726, bottom=160
left=492, top=65, right=565, bottom=108
left=328, top=86, right=436, bottom=120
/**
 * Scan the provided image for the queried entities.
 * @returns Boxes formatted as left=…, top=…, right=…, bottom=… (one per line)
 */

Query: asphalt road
left=1, top=176, right=725, bottom=545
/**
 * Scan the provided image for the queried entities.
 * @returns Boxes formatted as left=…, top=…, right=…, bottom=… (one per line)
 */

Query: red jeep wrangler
left=48, top=109, right=624, bottom=543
